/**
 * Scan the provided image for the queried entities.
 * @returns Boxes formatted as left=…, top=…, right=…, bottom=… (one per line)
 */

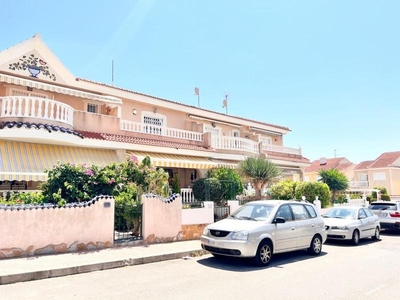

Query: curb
left=0, top=249, right=208, bottom=285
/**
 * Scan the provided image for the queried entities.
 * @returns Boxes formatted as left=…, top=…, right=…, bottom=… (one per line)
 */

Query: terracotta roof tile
left=78, top=131, right=212, bottom=152
left=75, top=78, right=290, bottom=131
left=265, top=151, right=310, bottom=163
left=368, top=151, right=400, bottom=168
left=305, top=157, right=353, bottom=172
left=354, top=160, right=374, bottom=170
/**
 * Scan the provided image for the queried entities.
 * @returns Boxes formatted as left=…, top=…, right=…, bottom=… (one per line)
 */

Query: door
left=274, top=204, right=297, bottom=251
left=357, top=208, right=370, bottom=238
left=290, top=204, right=316, bottom=248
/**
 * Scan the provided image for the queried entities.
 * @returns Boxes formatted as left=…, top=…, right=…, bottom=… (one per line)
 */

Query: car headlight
left=202, top=227, right=209, bottom=236
left=332, top=226, right=349, bottom=230
left=231, top=230, right=249, bottom=240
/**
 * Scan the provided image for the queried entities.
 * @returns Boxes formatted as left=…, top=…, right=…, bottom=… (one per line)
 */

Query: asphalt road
left=1, top=231, right=399, bottom=300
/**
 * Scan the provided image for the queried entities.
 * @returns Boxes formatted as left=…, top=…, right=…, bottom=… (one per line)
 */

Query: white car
left=368, top=201, right=400, bottom=231
left=323, top=206, right=381, bottom=245
left=200, top=200, right=327, bottom=266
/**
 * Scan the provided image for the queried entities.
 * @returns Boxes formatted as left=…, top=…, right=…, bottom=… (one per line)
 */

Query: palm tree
left=238, top=157, right=281, bottom=199
left=318, top=169, right=349, bottom=205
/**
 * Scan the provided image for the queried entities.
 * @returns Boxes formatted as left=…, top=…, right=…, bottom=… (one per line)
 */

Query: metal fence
left=114, top=202, right=143, bottom=243
left=214, top=205, right=230, bottom=222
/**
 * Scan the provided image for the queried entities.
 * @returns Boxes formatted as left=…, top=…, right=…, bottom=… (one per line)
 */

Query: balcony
left=120, top=120, right=203, bottom=142
left=349, top=181, right=369, bottom=188
left=211, top=135, right=259, bottom=154
left=0, top=96, right=74, bottom=127
left=262, top=144, right=301, bottom=156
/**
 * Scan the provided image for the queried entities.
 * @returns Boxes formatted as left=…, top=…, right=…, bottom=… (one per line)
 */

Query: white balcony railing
left=211, top=136, right=259, bottom=154
left=180, top=188, right=195, bottom=203
left=120, top=120, right=203, bottom=142
left=262, top=144, right=301, bottom=156
left=0, top=96, right=74, bottom=126
left=349, top=181, right=369, bottom=188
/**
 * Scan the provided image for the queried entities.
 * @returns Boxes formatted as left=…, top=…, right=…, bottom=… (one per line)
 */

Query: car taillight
left=389, top=211, right=400, bottom=218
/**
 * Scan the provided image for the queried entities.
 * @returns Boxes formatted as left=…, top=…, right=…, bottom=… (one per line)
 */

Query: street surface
left=1, top=231, right=399, bottom=300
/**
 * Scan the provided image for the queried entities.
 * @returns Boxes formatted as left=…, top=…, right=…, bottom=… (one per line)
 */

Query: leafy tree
left=270, top=180, right=297, bottom=200
left=318, top=169, right=349, bottom=205
left=207, top=167, right=244, bottom=200
left=171, top=172, right=181, bottom=194
left=238, top=157, right=281, bottom=199
left=294, top=181, right=330, bottom=208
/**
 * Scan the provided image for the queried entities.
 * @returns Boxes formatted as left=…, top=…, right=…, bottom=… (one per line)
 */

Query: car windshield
left=230, top=204, right=274, bottom=221
left=323, top=208, right=356, bottom=219
left=369, top=203, right=396, bottom=211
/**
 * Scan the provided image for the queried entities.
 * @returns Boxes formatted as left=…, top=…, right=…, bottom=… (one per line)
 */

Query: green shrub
left=192, top=178, right=224, bottom=203
left=381, top=194, right=391, bottom=201
left=270, top=180, right=297, bottom=200
left=294, top=181, right=330, bottom=208
left=207, top=167, right=244, bottom=200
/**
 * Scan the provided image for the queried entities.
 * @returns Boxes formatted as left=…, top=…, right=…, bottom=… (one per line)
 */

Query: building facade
left=0, top=34, right=310, bottom=196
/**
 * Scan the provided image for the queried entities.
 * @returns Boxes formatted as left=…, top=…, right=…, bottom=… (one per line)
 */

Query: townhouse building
left=0, top=34, right=310, bottom=199
left=352, top=151, right=400, bottom=200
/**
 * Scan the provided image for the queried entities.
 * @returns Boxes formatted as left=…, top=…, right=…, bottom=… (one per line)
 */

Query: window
left=260, top=136, right=271, bottom=145
left=204, top=125, right=220, bottom=136
left=231, top=130, right=240, bottom=137
left=363, top=208, right=373, bottom=218
left=305, top=205, right=317, bottom=218
left=275, top=204, right=293, bottom=221
left=373, top=172, right=386, bottom=181
left=87, top=103, right=98, bottom=113
left=358, top=209, right=366, bottom=219
left=290, top=204, right=311, bottom=220
left=358, top=174, right=368, bottom=181
left=142, top=113, right=165, bottom=135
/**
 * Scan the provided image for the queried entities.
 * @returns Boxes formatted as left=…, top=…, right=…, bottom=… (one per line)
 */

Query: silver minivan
left=201, top=200, right=327, bottom=266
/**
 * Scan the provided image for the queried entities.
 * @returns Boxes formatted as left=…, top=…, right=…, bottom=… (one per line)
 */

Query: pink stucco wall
left=142, top=194, right=182, bottom=242
left=0, top=196, right=114, bottom=258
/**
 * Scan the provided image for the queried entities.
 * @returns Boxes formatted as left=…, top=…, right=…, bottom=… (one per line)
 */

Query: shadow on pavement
left=325, top=238, right=380, bottom=247
left=197, top=249, right=327, bottom=272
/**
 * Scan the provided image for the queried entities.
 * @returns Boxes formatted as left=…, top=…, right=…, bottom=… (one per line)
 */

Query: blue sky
left=1, top=1, right=399, bottom=164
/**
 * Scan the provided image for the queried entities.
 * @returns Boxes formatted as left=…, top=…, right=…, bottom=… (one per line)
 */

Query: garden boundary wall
left=0, top=196, right=114, bottom=259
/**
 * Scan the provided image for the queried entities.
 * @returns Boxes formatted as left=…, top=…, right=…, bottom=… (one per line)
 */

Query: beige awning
left=127, top=151, right=218, bottom=169
left=0, top=141, right=119, bottom=181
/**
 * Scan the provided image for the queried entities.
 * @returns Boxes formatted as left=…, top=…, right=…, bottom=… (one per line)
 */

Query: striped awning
left=0, top=141, right=119, bottom=181
left=0, top=73, right=122, bottom=105
left=127, top=151, right=217, bottom=169
left=210, top=159, right=239, bottom=169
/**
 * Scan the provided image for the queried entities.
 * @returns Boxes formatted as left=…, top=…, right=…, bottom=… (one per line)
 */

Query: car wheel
left=307, top=235, right=322, bottom=255
left=351, top=229, right=360, bottom=245
left=253, top=240, right=273, bottom=267
left=371, top=227, right=380, bottom=241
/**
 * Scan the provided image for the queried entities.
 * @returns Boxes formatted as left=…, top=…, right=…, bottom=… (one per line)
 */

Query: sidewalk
left=0, top=240, right=207, bottom=285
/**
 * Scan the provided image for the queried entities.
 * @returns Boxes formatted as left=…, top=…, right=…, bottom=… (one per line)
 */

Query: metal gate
left=114, top=202, right=143, bottom=243
left=214, top=205, right=230, bottom=222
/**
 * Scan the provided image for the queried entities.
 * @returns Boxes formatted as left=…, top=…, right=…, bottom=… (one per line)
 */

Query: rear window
left=369, top=203, right=396, bottom=211
left=305, top=205, right=317, bottom=218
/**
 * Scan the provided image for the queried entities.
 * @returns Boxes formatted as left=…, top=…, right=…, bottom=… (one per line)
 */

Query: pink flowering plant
left=39, top=155, right=169, bottom=206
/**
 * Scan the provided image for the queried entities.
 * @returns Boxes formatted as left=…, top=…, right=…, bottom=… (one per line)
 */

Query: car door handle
left=291, top=227, right=295, bottom=230
left=311, top=224, right=315, bottom=227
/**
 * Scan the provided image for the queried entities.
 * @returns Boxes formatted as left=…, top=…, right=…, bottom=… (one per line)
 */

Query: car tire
left=371, top=227, right=380, bottom=241
left=253, top=240, right=273, bottom=267
left=351, top=229, right=360, bottom=245
left=307, top=235, right=322, bottom=255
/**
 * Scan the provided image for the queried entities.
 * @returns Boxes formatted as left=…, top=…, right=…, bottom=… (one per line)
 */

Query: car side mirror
left=273, top=217, right=286, bottom=224
left=358, top=215, right=366, bottom=220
